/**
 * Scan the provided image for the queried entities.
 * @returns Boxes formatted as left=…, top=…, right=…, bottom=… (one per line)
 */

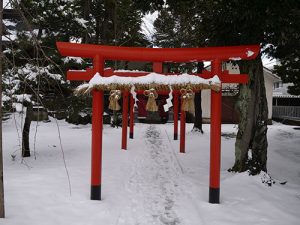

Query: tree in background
left=81, top=0, right=149, bottom=47
left=195, top=0, right=299, bottom=174
left=1, top=0, right=90, bottom=157
left=154, top=2, right=205, bottom=132
left=274, top=57, right=300, bottom=95
left=2, top=65, right=67, bottom=157
left=153, top=0, right=299, bottom=175
left=270, top=3, right=300, bottom=95
left=2, top=0, right=151, bottom=157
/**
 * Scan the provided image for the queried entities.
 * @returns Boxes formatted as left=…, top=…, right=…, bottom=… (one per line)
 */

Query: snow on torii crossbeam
left=56, top=42, right=260, bottom=204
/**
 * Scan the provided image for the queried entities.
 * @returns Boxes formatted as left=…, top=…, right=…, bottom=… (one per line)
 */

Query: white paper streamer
left=130, top=85, right=138, bottom=108
left=164, top=85, right=173, bottom=112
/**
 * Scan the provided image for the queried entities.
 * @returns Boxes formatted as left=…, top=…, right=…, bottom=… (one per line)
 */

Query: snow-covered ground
left=1, top=114, right=300, bottom=225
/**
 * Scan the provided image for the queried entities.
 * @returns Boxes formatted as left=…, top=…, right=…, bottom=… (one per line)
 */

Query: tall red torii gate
left=57, top=42, right=260, bottom=204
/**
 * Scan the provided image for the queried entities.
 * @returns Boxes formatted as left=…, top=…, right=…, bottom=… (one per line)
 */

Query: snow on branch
left=15, top=64, right=65, bottom=84
left=75, top=72, right=221, bottom=95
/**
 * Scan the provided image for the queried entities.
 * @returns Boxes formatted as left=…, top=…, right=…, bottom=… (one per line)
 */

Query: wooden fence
left=272, top=106, right=300, bottom=119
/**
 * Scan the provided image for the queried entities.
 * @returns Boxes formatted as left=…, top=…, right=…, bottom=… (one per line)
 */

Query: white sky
left=3, top=0, right=11, bottom=9
left=262, top=56, right=277, bottom=69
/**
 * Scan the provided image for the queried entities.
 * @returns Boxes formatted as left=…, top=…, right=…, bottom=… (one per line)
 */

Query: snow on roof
left=75, top=72, right=221, bottom=95
left=263, top=67, right=281, bottom=81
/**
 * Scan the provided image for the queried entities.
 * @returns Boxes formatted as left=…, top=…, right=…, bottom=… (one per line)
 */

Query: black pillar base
left=174, top=133, right=178, bottom=140
left=209, top=187, right=220, bottom=204
left=91, top=185, right=101, bottom=200
left=129, top=133, right=134, bottom=139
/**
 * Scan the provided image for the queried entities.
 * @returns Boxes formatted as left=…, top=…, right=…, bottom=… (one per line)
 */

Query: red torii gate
left=56, top=42, right=259, bottom=204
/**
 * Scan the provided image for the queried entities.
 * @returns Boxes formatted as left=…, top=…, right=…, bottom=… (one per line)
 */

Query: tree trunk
left=101, top=0, right=109, bottom=44
left=0, top=0, right=5, bottom=217
left=193, top=62, right=204, bottom=133
left=95, top=17, right=100, bottom=44
left=22, top=103, right=33, bottom=157
left=193, top=92, right=203, bottom=133
left=231, top=56, right=268, bottom=175
left=101, top=0, right=116, bottom=44
left=82, top=0, right=91, bottom=43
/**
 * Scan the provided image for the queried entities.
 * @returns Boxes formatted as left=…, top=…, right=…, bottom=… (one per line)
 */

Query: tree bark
left=0, top=0, right=5, bottom=217
left=82, top=0, right=91, bottom=43
left=22, top=103, right=33, bottom=157
left=193, top=92, right=203, bottom=133
left=95, top=17, right=100, bottom=44
left=101, top=0, right=116, bottom=44
left=231, top=56, right=268, bottom=175
left=193, top=62, right=204, bottom=133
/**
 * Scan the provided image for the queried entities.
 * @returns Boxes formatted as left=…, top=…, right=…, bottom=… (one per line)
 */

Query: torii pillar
left=56, top=42, right=260, bottom=203
left=209, top=59, right=222, bottom=203
left=91, top=55, right=104, bottom=200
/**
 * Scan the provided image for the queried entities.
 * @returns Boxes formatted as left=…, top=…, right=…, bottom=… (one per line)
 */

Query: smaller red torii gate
left=56, top=42, right=260, bottom=204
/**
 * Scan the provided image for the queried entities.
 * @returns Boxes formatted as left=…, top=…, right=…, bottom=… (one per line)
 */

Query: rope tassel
left=180, top=87, right=195, bottom=114
left=144, top=88, right=158, bottom=112
left=109, top=90, right=121, bottom=111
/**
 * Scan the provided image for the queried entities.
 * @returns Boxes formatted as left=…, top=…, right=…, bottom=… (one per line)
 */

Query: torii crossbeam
left=57, top=42, right=260, bottom=204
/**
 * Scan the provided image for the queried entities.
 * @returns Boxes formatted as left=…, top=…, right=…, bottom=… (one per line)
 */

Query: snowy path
left=2, top=116, right=300, bottom=225
left=115, top=125, right=201, bottom=225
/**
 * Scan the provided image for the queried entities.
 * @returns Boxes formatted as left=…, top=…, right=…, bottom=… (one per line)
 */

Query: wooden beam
left=57, top=42, right=260, bottom=62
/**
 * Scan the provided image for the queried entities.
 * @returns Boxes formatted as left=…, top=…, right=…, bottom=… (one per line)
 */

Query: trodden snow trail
left=115, top=125, right=204, bottom=225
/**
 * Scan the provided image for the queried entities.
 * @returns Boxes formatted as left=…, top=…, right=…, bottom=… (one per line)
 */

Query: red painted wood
left=173, top=93, right=179, bottom=140
left=122, top=91, right=129, bottom=150
left=90, top=55, right=104, bottom=200
left=67, top=68, right=248, bottom=86
left=221, top=74, right=248, bottom=84
left=153, top=62, right=163, bottom=73
left=210, top=59, right=222, bottom=189
left=129, top=95, right=134, bottom=139
left=57, top=42, right=260, bottom=62
left=180, top=99, right=186, bottom=153
left=67, top=69, right=94, bottom=81
left=93, top=55, right=100, bottom=72
left=91, top=90, right=103, bottom=186
left=110, top=71, right=149, bottom=77
left=67, top=70, right=148, bottom=81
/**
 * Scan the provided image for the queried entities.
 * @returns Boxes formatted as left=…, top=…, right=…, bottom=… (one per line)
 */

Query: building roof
left=263, top=67, right=281, bottom=81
